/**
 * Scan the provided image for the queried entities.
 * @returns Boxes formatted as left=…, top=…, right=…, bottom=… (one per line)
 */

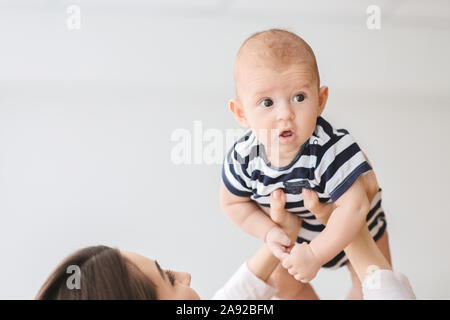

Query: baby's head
left=229, top=29, right=328, bottom=163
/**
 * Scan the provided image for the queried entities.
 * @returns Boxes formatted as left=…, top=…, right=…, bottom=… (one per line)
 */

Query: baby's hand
left=265, top=226, right=293, bottom=259
left=280, top=242, right=322, bottom=283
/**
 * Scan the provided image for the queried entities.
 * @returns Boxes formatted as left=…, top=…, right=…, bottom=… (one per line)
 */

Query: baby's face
left=235, top=62, right=324, bottom=161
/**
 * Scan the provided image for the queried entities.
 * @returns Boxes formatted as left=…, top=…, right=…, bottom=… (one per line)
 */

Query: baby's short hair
left=235, top=29, right=320, bottom=86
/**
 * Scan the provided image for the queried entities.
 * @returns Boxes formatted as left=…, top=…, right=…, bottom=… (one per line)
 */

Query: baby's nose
left=277, top=102, right=295, bottom=121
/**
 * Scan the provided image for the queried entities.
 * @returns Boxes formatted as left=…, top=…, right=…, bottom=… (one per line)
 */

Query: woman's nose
left=176, top=271, right=191, bottom=286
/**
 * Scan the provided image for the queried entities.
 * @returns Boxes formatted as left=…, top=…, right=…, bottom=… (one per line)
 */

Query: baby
left=220, top=29, right=391, bottom=299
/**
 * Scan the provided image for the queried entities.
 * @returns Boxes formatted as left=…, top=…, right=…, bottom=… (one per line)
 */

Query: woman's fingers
left=266, top=227, right=292, bottom=259
left=270, top=189, right=303, bottom=242
left=302, top=188, right=320, bottom=212
left=303, top=188, right=335, bottom=225
left=269, top=189, right=287, bottom=225
left=281, top=256, right=292, bottom=269
left=270, top=244, right=286, bottom=260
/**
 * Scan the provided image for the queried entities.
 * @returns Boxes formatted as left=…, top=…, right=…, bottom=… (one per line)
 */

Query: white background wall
left=0, top=0, right=449, bottom=299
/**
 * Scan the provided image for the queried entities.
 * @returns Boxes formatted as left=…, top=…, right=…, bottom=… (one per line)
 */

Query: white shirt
left=362, top=269, right=416, bottom=300
left=211, top=263, right=416, bottom=300
left=211, top=262, right=277, bottom=300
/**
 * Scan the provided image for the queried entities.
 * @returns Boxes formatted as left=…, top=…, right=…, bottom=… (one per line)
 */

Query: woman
left=35, top=188, right=301, bottom=300
left=36, top=171, right=415, bottom=300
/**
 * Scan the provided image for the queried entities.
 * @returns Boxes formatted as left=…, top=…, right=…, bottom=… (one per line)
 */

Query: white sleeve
left=362, top=269, right=416, bottom=300
left=211, top=262, right=277, bottom=300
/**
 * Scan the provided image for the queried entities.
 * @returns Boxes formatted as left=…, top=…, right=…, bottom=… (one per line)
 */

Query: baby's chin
left=262, top=139, right=306, bottom=164
left=278, top=142, right=305, bottom=156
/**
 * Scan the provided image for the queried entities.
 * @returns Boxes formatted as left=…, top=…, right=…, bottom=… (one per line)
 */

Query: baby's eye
left=259, top=99, right=274, bottom=108
left=294, top=94, right=305, bottom=102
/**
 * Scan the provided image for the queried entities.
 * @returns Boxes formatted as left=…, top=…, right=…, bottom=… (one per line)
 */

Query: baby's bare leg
left=269, top=263, right=319, bottom=300
left=345, top=231, right=392, bottom=300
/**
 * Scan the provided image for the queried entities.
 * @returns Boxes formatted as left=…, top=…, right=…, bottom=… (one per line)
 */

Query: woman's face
left=121, top=251, right=200, bottom=300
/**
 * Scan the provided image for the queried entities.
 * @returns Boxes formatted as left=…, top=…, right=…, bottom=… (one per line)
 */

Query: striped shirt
left=222, top=116, right=387, bottom=269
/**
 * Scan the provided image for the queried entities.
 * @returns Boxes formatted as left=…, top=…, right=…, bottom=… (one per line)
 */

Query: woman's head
left=36, top=245, right=199, bottom=300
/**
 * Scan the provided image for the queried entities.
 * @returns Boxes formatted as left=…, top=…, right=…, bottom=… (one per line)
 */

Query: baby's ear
left=229, top=99, right=249, bottom=128
left=318, top=86, right=329, bottom=116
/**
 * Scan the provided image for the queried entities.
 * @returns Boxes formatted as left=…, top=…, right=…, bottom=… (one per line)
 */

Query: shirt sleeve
left=313, top=132, right=372, bottom=202
left=362, top=270, right=416, bottom=300
left=210, top=262, right=277, bottom=300
left=221, top=143, right=253, bottom=197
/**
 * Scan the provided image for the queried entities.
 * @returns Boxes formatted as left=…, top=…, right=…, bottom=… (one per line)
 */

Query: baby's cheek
left=254, top=129, right=273, bottom=144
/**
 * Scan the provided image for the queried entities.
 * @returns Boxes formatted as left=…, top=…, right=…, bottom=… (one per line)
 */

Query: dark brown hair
left=35, top=245, right=158, bottom=300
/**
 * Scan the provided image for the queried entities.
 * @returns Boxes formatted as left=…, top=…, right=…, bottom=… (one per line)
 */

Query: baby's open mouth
left=280, top=130, right=294, bottom=137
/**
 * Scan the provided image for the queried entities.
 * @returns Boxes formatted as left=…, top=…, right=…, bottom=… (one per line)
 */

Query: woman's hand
left=269, top=189, right=302, bottom=243
left=302, top=189, right=335, bottom=226
left=303, top=166, right=379, bottom=227
left=303, top=151, right=379, bottom=226
left=301, top=169, right=392, bottom=285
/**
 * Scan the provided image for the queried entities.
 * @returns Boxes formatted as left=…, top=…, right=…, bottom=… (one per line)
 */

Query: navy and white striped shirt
left=222, top=116, right=372, bottom=207
left=222, top=117, right=388, bottom=269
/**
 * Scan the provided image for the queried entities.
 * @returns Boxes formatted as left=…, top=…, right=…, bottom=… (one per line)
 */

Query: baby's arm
left=309, top=175, right=370, bottom=265
left=302, top=185, right=415, bottom=300
left=220, top=182, right=292, bottom=257
left=280, top=176, right=370, bottom=282
left=220, top=181, right=279, bottom=241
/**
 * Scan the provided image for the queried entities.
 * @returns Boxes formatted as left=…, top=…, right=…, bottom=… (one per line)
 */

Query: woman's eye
left=294, top=94, right=305, bottom=102
left=166, top=270, right=176, bottom=285
left=259, top=99, right=273, bottom=107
